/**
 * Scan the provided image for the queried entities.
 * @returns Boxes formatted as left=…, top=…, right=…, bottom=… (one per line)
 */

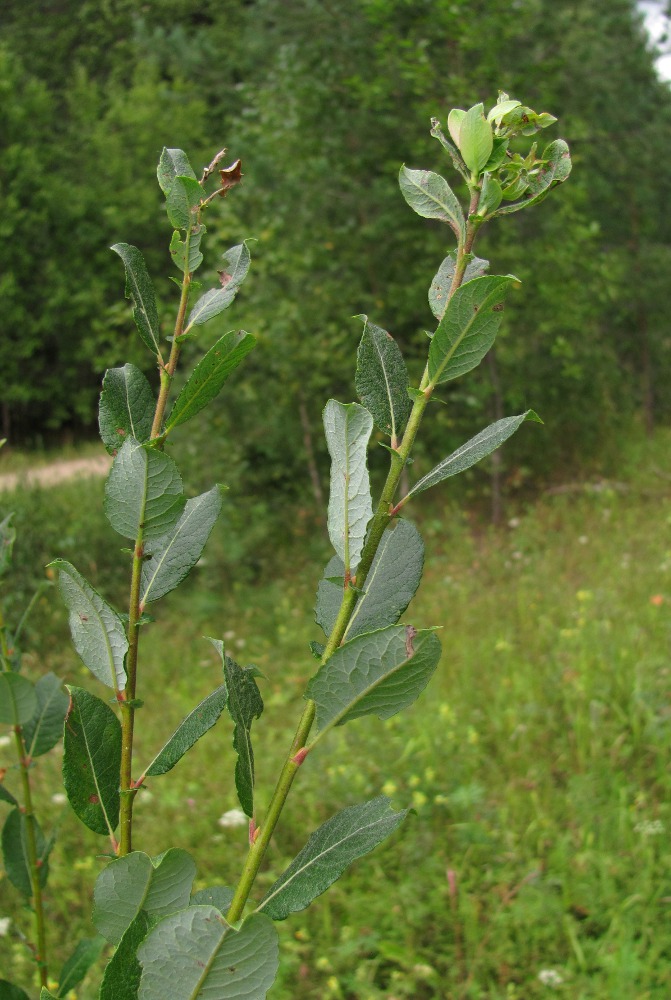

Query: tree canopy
left=2, top=0, right=670, bottom=502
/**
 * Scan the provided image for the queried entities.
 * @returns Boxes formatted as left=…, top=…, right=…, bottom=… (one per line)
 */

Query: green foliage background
left=3, top=0, right=671, bottom=513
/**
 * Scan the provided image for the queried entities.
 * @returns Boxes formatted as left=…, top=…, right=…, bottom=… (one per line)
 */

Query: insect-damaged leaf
left=166, top=330, right=256, bottom=431
left=99, top=364, right=155, bottom=456
left=306, top=625, right=442, bottom=740
left=259, top=796, right=408, bottom=920
left=137, top=909, right=279, bottom=1000
left=315, top=520, right=424, bottom=642
left=428, top=275, right=517, bottom=386
left=94, top=849, right=196, bottom=945
left=143, top=685, right=228, bottom=778
left=354, top=317, right=410, bottom=440
left=50, top=560, right=127, bottom=691
left=323, top=400, right=373, bottom=576
left=104, top=437, right=185, bottom=543
left=169, top=224, right=205, bottom=275
left=140, top=487, right=223, bottom=606
left=63, top=686, right=121, bottom=837
left=493, top=139, right=572, bottom=217
left=406, top=412, right=541, bottom=500
left=111, top=244, right=161, bottom=355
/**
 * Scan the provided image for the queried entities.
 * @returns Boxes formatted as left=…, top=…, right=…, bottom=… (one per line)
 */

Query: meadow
left=1, top=430, right=671, bottom=999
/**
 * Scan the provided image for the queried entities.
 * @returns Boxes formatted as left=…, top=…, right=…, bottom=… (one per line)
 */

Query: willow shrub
left=0, top=93, right=571, bottom=998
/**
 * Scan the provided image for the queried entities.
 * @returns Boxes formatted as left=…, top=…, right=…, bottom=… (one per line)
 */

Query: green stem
left=119, top=237, right=194, bottom=855
left=13, top=725, right=49, bottom=987
left=226, top=351, right=433, bottom=924
left=228, top=199, right=485, bottom=921
left=118, top=538, right=143, bottom=856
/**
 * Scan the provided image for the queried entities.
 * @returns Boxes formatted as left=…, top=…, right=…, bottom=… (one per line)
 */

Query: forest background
left=3, top=0, right=671, bottom=521
left=4, top=1, right=671, bottom=998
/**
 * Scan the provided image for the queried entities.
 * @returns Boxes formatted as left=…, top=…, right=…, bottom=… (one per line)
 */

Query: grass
left=2, top=430, right=671, bottom=998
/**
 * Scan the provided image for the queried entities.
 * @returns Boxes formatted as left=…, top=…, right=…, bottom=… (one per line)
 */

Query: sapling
left=0, top=94, right=571, bottom=998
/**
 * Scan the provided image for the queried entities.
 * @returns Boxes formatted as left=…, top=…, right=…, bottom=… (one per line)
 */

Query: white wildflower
left=635, top=819, right=665, bottom=836
left=0, top=735, right=11, bottom=748
left=51, top=793, right=67, bottom=805
left=0, top=917, right=10, bottom=937
left=218, top=808, right=247, bottom=828
left=538, top=968, right=564, bottom=986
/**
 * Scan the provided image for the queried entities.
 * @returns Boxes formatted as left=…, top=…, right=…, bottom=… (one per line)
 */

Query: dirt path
left=0, top=454, right=112, bottom=493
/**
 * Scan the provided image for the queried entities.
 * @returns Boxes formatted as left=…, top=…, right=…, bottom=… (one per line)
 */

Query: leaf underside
left=323, top=400, right=373, bottom=575
left=259, top=796, right=408, bottom=920
left=315, top=519, right=424, bottom=642
left=306, top=625, right=442, bottom=736
left=137, top=908, right=279, bottom=1000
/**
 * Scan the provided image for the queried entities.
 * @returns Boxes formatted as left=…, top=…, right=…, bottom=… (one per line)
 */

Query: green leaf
left=0, top=984, right=31, bottom=1000
left=40, top=991, right=59, bottom=1000
left=458, top=103, right=493, bottom=174
left=487, top=99, right=522, bottom=123
left=0, top=785, right=18, bottom=807
left=429, top=118, right=468, bottom=175
left=143, top=685, right=228, bottom=778
left=482, top=136, right=509, bottom=173
left=137, top=908, right=279, bottom=1000
left=166, top=175, right=203, bottom=231
left=0, top=673, right=36, bottom=725
left=190, top=886, right=235, bottom=913
left=50, top=560, right=128, bottom=691
left=220, top=650, right=264, bottom=818
left=0, top=513, right=16, bottom=577
left=323, top=400, right=373, bottom=576
left=169, top=224, right=205, bottom=274
left=99, top=911, right=149, bottom=1000
left=140, top=487, right=223, bottom=606
left=316, top=520, right=424, bottom=642
left=166, top=330, right=256, bottom=431
left=428, top=275, right=517, bottom=386
left=477, top=174, right=503, bottom=217
left=428, top=252, right=489, bottom=321
left=157, top=148, right=197, bottom=196
left=104, top=438, right=185, bottom=543
left=184, top=244, right=251, bottom=330
left=63, top=686, right=121, bottom=837
left=57, top=935, right=106, bottom=998
left=99, top=365, right=155, bottom=456
left=306, top=625, right=442, bottom=738
left=398, top=167, right=465, bottom=240
left=111, top=244, right=160, bottom=356
left=407, top=412, right=541, bottom=500
left=354, top=317, right=411, bottom=440
left=447, top=108, right=465, bottom=146
left=2, top=807, right=50, bottom=896
left=22, top=672, right=69, bottom=757
left=94, top=849, right=197, bottom=944
left=259, top=796, right=408, bottom=920
left=493, top=139, right=572, bottom=217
